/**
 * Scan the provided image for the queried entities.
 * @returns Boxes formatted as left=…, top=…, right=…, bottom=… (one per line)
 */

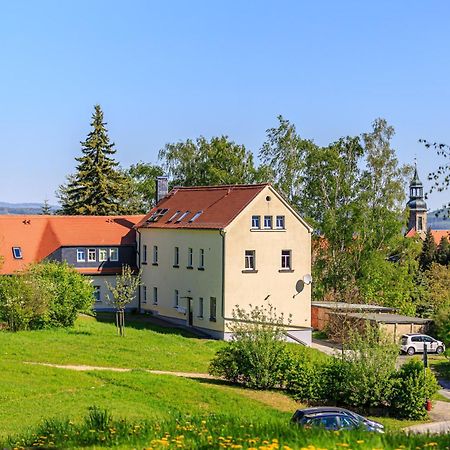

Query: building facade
left=0, top=215, right=144, bottom=309
left=137, top=184, right=313, bottom=344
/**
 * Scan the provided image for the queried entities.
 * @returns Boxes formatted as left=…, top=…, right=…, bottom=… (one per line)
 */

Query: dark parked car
left=292, top=407, right=384, bottom=433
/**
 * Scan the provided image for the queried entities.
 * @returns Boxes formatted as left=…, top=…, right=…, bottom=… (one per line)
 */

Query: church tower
left=406, top=165, right=427, bottom=236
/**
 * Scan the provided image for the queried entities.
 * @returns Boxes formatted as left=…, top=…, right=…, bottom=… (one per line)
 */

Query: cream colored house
left=136, top=184, right=313, bottom=344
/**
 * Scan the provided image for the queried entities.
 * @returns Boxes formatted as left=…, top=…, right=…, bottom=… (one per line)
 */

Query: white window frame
left=12, top=247, right=22, bottom=259
left=276, top=215, right=285, bottom=229
left=281, top=249, right=292, bottom=270
left=174, top=246, right=179, bottom=266
left=88, top=248, right=96, bottom=262
left=251, top=215, right=260, bottom=229
left=210, top=297, right=217, bottom=322
left=153, top=245, right=158, bottom=264
left=99, top=248, right=108, bottom=262
left=93, top=285, right=101, bottom=303
left=198, top=297, right=204, bottom=318
left=245, top=250, right=256, bottom=270
left=109, top=248, right=119, bottom=262
left=77, top=248, right=86, bottom=262
left=199, top=248, right=205, bottom=269
left=142, top=244, right=147, bottom=263
left=187, top=248, right=193, bottom=268
left=153, top=286, right=158, bottom=305
left=143, top=285, right=147, bottom=303
left=264, top=215, right=272, bottom=229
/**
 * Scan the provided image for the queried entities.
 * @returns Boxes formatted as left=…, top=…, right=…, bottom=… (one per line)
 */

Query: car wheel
left=407, top=347, right=415, bottom=356
left=436, top=346, right=444, bottom=355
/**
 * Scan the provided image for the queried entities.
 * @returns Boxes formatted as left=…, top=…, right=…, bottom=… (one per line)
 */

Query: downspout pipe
left=136, top=228, right=142, bottom=312
left=219, top=229, right=226, bottom=337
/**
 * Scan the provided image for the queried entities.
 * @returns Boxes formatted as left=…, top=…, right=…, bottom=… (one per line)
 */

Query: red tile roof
left=0, top=215, right=144, bottom=274
left=136, top=184, right=269, bottom=230
left=405, top=227, right=450, bottom=244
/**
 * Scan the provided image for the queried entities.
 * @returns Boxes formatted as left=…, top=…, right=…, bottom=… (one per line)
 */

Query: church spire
left=406, top=163, right=427, bottom=234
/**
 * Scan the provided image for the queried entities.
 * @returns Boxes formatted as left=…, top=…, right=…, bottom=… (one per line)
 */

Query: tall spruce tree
left=41, top=199, right=52, bottom=215
left=436, top=236, right=450, bottom=266
left=419, top=228, right=437, bottom=271
left=58, top=105, right=127, bottom=215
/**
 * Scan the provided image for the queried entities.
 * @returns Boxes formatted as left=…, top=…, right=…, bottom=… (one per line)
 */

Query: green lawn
left=0, top=314, right=223, bottom=372
left=0, top=314, right=433, bottom=447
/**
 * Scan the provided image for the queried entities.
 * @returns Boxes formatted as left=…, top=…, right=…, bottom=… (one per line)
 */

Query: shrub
left=0, top=274, right=52, bottom=331
left=209, top=303, right=291, bottom=389
left=29, top=261, right=94, bottom=327
left=333, top=326, right=398, bottom=408
left=391, top=359, right=439, bottom=419
left=0, top=261, right=94, bottom=331
left=283, top=352, right=327, bottom=402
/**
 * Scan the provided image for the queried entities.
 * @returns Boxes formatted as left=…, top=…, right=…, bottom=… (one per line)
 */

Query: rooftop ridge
left=172, top=183, right=270, bottom=191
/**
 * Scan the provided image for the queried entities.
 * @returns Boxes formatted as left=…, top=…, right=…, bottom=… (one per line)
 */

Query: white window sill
left=250, top=229, right=286, bottom=232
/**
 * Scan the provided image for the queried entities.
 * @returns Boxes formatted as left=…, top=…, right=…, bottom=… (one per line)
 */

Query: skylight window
left=167, top=210, right=181, bottom=222
left=146, top=208, right=169, bottom=223
left=189, top=211, right=203, bottom=223
left=12, top=247, right=22, bottom=259
left=175, top=211, right=190, bottom=223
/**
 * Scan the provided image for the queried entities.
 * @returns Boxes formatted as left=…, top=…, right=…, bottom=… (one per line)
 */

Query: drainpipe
left=136, top=228, right=142, bottom=312
left=219, top=229, right=226, bottom=336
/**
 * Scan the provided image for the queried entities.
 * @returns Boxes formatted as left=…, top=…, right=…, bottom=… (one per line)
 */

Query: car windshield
left=401, top=337, right=408, bottom=345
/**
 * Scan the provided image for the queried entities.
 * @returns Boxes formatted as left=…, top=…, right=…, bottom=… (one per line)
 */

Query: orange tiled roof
left=405, top=227, right=450, bottom=244
left=136, top=184, right=269, bottom=230
left=0, top=215, right=144, bottom=274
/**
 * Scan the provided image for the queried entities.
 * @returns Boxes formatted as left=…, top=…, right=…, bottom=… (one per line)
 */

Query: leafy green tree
left=436, top=236, right=450, bottom=265
left=57, top=105, right=128, bottom=215
left=121, top=162, right=164, bottom=213
left=419, top=228, right=437, bottom=271
left=260, top=117, right=411, bottom=303
left=420, top=139, right=450, bottom=201
left=159, top=136, right=268, bottom=187
left=259, top=115, right=315, bottom=204
left=105, top=265, right=142, bottom=336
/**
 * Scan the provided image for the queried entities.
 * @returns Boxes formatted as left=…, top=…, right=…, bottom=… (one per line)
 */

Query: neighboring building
left=405, top=165, right=450, bottom=243
left=0, top=215, right=144, bottom=309
left=136, top=183, right=313, bottom=344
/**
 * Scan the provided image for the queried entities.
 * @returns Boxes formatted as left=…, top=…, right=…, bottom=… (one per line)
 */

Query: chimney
left=155, top=176, right=169, bottom=205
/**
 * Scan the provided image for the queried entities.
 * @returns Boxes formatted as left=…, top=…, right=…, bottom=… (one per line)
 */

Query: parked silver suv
left=400, top=333, right=445, bottom=356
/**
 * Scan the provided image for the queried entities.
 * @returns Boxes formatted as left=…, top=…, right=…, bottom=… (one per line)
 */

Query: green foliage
left=159, top=135, right=268, bottom=187
left=28, top=261, right=94, bottom=327
left=391, top=360, right=439, bottom=419
left=106, top=265, right=142, bottom=337
left=6, top=408, right=447, bottom=450
left=329, top=327, right=398, bottom=408
left=57, top=105, right=129, bottom=215
left=419, top=228, right=437, bottom=271
left=433, top=303, right=450, bottom=347
left=0, top=262, right=94, bottom=331
left=40, top=199, right=52, bottom=215
left=260, top=117, right=411, bottom=303
left=436, top=236, right=450, bottom=265
left=0, top=274, right=51, bottom=331
left=209, top=303, right=291, bottom=389
left=122, top=162, right=164, bottom=213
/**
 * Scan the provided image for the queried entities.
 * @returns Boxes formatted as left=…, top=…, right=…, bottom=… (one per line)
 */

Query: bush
left=0, top=261, right=94, bottom=331
left=283, top=352, right=327, bottom=402
left=0, top=274, right=52, bottom=331
left=209, top=303, right=291, bottom=389
left=391, top=359, right=439, bottom=419
left=29, top=261, right=94, bottom=327
left=331, top=326, right=398, bottom=408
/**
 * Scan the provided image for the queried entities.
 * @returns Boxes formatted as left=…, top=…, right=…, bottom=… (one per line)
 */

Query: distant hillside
left=428, top=208, right=450, bottom=230
left=0, top=202, right=58, bottom=215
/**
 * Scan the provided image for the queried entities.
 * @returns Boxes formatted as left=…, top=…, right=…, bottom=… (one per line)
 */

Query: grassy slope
left=0, top=315, right=303, bottom=438
left=0, top=315, right=427, bottom=442
left=0, top=315, right=222, bottom=372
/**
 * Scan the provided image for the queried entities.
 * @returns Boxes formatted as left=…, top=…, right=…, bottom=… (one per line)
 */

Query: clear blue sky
left=0, top=0, right=449, bottom=210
